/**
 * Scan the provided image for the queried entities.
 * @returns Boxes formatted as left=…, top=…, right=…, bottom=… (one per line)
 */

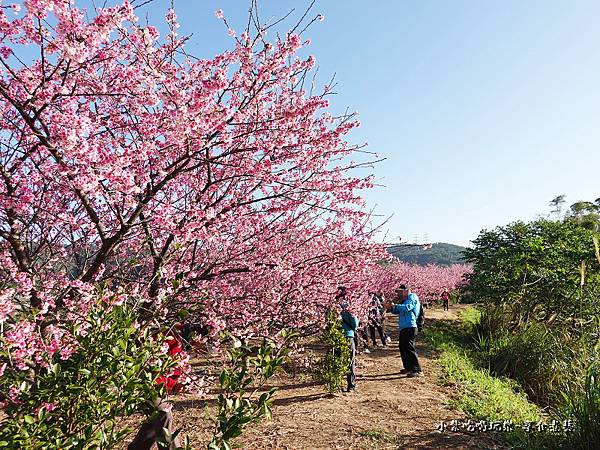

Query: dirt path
left=175, top=306, right=506, bottom=449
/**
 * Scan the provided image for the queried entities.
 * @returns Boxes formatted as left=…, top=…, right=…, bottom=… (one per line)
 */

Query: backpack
left=341, top=310, right=359, bottom=331
left=414, top=303, right=424, bottom=332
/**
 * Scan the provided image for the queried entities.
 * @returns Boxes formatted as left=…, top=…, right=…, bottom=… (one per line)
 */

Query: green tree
left=464, top=219, right=600, bottom=402
left=567, top=200, right=600, bottom=232
left=464, top=219, right=600, bottom=330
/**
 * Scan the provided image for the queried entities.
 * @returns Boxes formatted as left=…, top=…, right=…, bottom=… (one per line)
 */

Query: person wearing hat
left=367, top=291, right=388, bottom=347
left=384, top=284, right=423, bottom=377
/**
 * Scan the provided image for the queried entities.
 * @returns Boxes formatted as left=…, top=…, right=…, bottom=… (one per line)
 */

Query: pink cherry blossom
left=35, top=402, right=57, bottom=414
left=373, top=262, right=472, bottom=301
left=0, top=0, right=384, bottom=412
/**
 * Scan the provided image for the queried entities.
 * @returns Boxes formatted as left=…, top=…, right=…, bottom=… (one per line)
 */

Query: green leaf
left=24, top=415, right=35, bottom=425
left=219, top=371, right=227, bottom=387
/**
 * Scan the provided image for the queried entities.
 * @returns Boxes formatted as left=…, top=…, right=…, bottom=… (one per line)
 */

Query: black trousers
left=399, top=327, right=421, bottom=372
left=354, top=328, right=369, bottom=349
left=368, top=322, right=387, bottom=346
left=347, top=336, right=356, bottom=390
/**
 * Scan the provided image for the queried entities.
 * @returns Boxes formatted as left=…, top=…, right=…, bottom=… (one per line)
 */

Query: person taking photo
left=384, top=284, right=423, bottom=377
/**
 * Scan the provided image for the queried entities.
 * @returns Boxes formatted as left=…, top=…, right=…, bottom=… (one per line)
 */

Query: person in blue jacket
left=384, top=284, right=423, bottom=377
left=337, top=286, right=360, bottom=392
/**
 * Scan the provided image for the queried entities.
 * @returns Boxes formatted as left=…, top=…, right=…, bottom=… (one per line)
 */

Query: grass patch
left=358, top=428, right=399, bottom=449
left=423, top=307, right=558, bottom=449
left=358, top=428, right=398, bottom=442
left=422, top=308, right=541, bottom=423
left=438, top=346, right=541, bottom=423
left=458, top=306, right=482, bottom=328
left=421, top=316, right=471, bottom=352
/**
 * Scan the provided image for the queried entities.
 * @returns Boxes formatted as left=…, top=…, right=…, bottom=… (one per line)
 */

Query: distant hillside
left=386, top=242, right=467, bottom=266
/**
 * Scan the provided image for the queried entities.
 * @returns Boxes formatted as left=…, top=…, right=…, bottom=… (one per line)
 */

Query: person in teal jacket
left=337, top=286, right=359, bottom=392
left=384, top=284, right=423, bottom=377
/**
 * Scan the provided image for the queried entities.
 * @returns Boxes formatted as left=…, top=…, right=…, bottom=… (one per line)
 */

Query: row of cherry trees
left=0, top=0, right=386, bottom=417
left=374, top=262, right=471, bottom=302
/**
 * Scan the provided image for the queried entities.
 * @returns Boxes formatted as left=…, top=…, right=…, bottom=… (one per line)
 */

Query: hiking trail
left=173, top=305, right=506, bottom=449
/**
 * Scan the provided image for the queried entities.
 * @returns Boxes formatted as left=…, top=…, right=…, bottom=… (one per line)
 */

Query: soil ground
left=170, top=305, right=509, bottom=449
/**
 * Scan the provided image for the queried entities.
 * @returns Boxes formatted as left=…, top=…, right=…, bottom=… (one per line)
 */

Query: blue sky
left=46, top=1, right=600, bottom=246
left=153, top=0, right=599, bottom=247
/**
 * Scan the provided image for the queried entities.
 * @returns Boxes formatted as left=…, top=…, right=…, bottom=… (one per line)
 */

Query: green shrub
left=506, top=362, right=600, bottom=450
left=0, top=303, right=178, bottom=449
left=464, top=219, right=600, bottom=410
left=313, top=310, right=350, bottom=393
left=207, top=331, right=295, bottom=450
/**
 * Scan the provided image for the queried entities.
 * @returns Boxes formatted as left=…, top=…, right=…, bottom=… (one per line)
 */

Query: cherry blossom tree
left=0, top=0, right=386, bottom=428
